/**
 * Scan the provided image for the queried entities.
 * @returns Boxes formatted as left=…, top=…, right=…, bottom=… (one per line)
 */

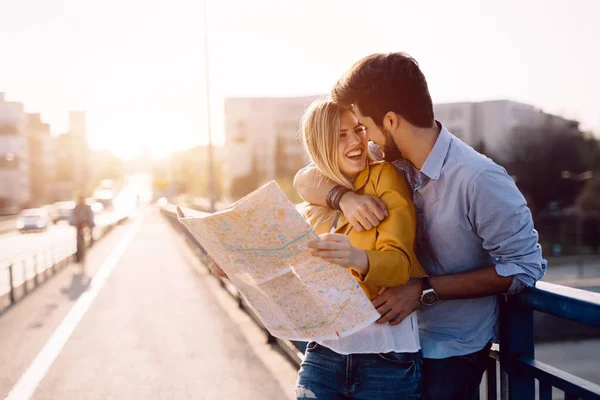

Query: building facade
left=68, top=111, right=90, bottom=192
left=434, top=100, right=579, bottom=155
left=224, top=96, right=317, bottom=199
left=53, top=111, right=90, bottom=199
left=27, top=113, right=56, bottom=206
left=223, top=97, right=581, bottom=199
left=0, top=93, right=30, bottom=211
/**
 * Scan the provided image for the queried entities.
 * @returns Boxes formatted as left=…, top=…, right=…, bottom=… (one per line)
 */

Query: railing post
left=33, top=254, right=39, bottom=286
left=499, top=295, right=535, bottom=399
left=53, top=248, right=57, bottom=269
left=500, top=367, right=509, bottom=400
left=8, top=264, right=15, bottom=304
left=45, top=250, right=50, bottom=277
left=486, top=357, right=498, bottom=400
left=22, top=260, right=28, bottom=294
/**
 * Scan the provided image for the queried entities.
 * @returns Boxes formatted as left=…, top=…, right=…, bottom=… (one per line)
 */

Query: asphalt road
left=0, top=209, right=297, bottom=400
left=0, top=211, right=132, bottom=299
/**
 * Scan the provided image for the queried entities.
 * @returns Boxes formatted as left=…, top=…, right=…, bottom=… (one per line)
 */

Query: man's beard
left=382, top=128, right=402, bottom=162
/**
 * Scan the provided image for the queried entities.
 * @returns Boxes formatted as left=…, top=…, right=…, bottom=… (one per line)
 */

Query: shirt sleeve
left=468, top=167, right=547, bottom=294
left=351, top=163, right=424, bottom=287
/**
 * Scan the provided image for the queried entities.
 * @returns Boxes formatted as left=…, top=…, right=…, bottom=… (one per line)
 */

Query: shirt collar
left=419, top=121, right=452, bottom=180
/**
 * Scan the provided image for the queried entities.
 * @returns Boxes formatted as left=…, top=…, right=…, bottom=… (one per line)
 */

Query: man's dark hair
left=331, top=52, right=434, bottom=128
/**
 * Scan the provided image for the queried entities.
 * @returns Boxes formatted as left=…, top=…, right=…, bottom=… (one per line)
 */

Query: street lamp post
left=203, top=0, right=216, bottom=213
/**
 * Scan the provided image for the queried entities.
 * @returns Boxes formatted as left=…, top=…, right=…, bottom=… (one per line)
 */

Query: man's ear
left=383, top=112, right=400, bottom=132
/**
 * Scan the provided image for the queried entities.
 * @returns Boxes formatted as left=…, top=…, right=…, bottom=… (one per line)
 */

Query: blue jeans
left=296, top=342, right=422, bottom=400
left=422, top=342, right=492, bottom=400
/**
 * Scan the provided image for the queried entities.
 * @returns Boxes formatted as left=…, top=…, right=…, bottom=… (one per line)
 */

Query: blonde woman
left=295, top=98, right=424, bottom=400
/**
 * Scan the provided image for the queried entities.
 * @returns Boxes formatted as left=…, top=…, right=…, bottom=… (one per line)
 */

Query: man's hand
left=339, top=192, right=388, bottom=232
left=207, top=255, right=229, bottom=280
left=308, top=234, right=369, bottom=275
left=372, top=279, right=421, bottom=325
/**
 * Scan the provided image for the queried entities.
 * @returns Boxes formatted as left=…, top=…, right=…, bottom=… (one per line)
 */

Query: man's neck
left=401, top=123, right=441, bottom=170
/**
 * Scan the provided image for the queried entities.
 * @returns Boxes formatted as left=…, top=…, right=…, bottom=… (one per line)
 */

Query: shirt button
left=417, top=209, right=423, bottom=214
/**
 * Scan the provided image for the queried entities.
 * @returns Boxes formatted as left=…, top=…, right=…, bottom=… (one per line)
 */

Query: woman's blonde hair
left=297, top=98, right=369, bottom=226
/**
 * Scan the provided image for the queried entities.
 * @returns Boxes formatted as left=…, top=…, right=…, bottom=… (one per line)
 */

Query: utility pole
left=204, top=0, right=216, bottom=212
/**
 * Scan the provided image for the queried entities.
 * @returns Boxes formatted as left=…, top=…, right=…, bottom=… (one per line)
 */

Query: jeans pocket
left=378, top=352, right=417, bottom=365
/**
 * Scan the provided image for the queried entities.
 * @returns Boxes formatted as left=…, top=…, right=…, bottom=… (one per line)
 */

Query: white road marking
left=5, top=218, right=143, bottom=400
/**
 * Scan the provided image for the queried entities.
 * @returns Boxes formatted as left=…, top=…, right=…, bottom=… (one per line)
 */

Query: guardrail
left=0, top=214, right=129, bottom=314
left=492, top=283, right=600, bottom=400
left=159, top=204, right=304, bottom=366
left=161, top=203, right=600, bottom=399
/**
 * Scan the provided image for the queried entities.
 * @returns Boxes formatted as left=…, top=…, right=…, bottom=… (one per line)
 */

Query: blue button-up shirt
left=387, top=123, right=547, bottom=359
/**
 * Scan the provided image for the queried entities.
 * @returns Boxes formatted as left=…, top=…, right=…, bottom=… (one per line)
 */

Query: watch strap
left=420, top=276, right=433, bottom=291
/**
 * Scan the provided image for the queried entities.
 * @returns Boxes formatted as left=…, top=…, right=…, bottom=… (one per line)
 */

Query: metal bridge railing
left=493, top=282, right=600, bottom=399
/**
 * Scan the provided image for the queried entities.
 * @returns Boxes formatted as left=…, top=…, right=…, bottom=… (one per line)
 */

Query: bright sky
left=0, top=0, right=598, bottom=159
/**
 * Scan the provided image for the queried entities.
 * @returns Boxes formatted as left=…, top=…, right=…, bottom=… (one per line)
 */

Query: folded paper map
left=178, top=181, right=380, bottom=341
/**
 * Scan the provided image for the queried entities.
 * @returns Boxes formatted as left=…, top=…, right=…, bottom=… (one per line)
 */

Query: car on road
left=16, top=208, right=52, bottom=232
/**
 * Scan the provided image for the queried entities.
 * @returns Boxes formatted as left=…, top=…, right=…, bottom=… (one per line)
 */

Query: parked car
left=16, top=208, right=52, bottom=232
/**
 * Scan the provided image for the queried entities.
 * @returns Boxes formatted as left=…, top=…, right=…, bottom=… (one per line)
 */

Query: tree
left=167, top=146, right=226, bottom=200
left=501, top=125, right=592, bottom=216
left=577, top=177, right=600, bottom=213
left=90, top=150, right=125, bottom=184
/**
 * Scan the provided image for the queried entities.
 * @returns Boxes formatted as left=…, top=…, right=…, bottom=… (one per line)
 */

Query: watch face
left=422, top=291, right=438, bottom=305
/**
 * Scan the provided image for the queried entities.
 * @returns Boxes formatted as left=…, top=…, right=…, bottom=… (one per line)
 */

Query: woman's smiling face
left=337, top=110, right=368, bottom=181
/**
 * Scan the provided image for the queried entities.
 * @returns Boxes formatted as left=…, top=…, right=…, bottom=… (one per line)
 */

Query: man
left=69, top=195, right=95, bottom=264
left=293, top=53, right=546, bottom=400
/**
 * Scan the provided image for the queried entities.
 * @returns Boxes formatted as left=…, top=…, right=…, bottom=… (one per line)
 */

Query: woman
left=295, top=98, right=425, bottom=400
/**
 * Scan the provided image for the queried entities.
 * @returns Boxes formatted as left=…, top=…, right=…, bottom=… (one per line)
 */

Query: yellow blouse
left=313, top=161, right=426, bottom=300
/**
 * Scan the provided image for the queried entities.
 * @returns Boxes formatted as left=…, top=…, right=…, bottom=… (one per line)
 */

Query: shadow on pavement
left=60, top=272, right=91, bottom=301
